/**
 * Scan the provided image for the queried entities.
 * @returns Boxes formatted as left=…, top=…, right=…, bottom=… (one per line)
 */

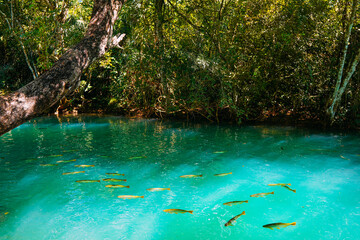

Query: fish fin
left=277, top=227, right=281, bottom=229
left=188, top=211, right=193, bottom=214
left=140, top=196, right=144, bottom=198
left=271, top=191, right=274, bottom=194
left=290, top=222, right=296, bottom=226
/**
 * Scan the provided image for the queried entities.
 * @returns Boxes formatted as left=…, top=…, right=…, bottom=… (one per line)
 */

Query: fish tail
left=288, top=183, right=291, bottom=186
left=229, top=172, right=232, bottom=174
left=166, top=188, right=171, bottom=190
left=200, top=175, right=203, bottom=177
left=245, top=200, right=248, bottom=203
left=293, top=189, right=296, bottom=193
left=140, top=196, right=144, bottom=198
left=126, top=186, right=130, bottom=188
left=271, top=191, right=274, bottom=194
left=124, top=180, right=127, bottom=182
left=188, top=211, right=193, bottom=214
left=242, top=211, right=246, bottom=215
left=290, top=222, right=296, bottom=226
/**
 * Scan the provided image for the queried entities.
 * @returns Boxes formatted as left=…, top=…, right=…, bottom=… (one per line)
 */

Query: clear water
left=0, top=116, right=359, bottom=240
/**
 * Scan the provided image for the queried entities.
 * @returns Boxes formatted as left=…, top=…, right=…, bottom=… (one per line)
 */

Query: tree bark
left=327, top=0, right=358, bottom=122
left=0, top=0, right=126, bottom=136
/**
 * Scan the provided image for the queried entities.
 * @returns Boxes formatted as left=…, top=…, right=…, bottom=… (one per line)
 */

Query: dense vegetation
left=1, top=0, right=360, bottom=127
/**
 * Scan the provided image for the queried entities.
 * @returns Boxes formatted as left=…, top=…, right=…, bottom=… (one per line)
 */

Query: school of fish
left=35, top=150, right=297, bottom=231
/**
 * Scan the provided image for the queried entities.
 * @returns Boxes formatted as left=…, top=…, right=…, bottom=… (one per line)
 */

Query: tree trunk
left=0, top=0, right=126, bottom=136
left=327, top=0, right=358, bottom=122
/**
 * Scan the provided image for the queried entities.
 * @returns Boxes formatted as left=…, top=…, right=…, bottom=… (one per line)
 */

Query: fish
left=263, top=222, right=296, bottom=230
left=163, top=209, right=193, bottom=214
left=75, top=165, right=94, bottom=168
left=57, top=159, right=76, bottom=163
left=118, top=195, right=144, bottom=199
left=225, top=211, right=246, bottom=226
left=62, top=171, right=85, bottom=175
left=40, top=164, right=58, bottom=166
left=98, top=155, right=112, bottom=158
left=223, top=200, right=248, bottom=206
left=129, top=156, right=147, bottom=160
left=147, top=188, right=171, bottom=192
left=250, top=192, right=274, bottom=198
left=47, top=155, right=63, bottom=158
left=103, top=178, right=127, bottom=182
left=180, top=174, right=203, bottom=178
left=340, top=155, right=349, bottom=160
left=213, top=151, right=226, bottom=154
left=76, top=180, right=100, bottom=183
left=214, top=172, right=232, bottom=177
left=282, top=185, right=296, bottom=193
left=62, top=149, right=78, bottom=153
left=106, top=173, right=125, bottom=176
left=268, top=183, right=291, bottom=186
left=4, top=212, right=9, bottom=215
left=105, top=185, right=130, bottom=188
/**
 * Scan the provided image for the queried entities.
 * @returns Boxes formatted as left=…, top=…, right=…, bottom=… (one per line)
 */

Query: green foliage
left=1, top=0, right=360, bottom=125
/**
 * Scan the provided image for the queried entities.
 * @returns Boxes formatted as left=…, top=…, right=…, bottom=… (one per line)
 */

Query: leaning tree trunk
left=0, top=0, right=126, bottom=136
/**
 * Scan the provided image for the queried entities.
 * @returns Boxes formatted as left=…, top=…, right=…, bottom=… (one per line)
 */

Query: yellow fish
left=103, top=178, right=127, bottom=182
left=250, top=192, right=274, bottom=198
left=40, top=164, right=58, bottom=166
left=57, top=159, right=76, bottom=163
left=214, top=172, right=232, bottom=177
left=105, top=185, right=129, bottom=188
left=76, top=180, right=100, bottom=183
left=163, top=209, right=193, bottom=214
left=75, top=165, right=94, bottom=168
left=47, top=155, right=63, bottom=158
left=118, top=195, right=144, bottom=199
left=213, top=151, right=226, bottom=154
left=106, top=173, right=125, bottom=176
left=62, top=149, right=78, bottom=153
left=268, top=183, right=291, bottom=186
left=62, top=171, right=85, bottom=175
left=263, top=222, right=296, bottom=230
left=147, top=188, right=170, bottom=192
left=223, top=200, right=248, bottom=206
left=282, top=185, right=296, bottom=193
left=225, top=211, right=246, bottom=226
left=180, top=174, right=203, bottom=178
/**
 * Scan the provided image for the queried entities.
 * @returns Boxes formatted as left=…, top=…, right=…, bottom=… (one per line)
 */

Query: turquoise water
left=0, top=116, right=359, bottom=240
